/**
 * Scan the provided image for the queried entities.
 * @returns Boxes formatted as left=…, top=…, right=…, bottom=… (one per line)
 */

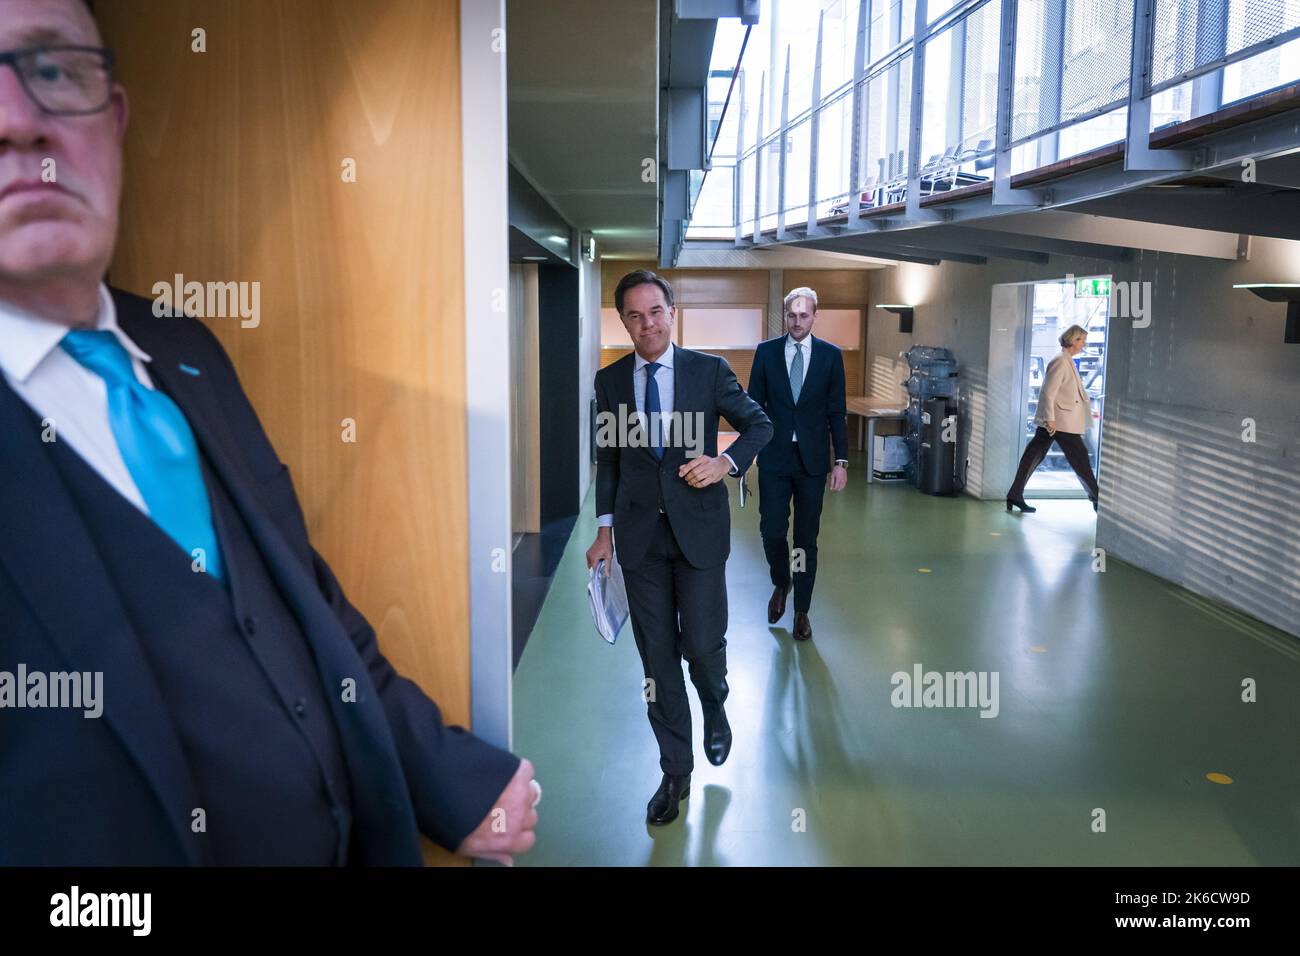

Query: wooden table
left=846, top=396, right=909, bottom=483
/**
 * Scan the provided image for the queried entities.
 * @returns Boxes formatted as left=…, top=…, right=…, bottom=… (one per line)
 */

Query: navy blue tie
left=644, top=361, right=663, bottom=460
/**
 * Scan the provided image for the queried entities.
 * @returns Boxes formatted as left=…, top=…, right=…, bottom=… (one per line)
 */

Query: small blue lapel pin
left=178, top=363, right=202, bottom=377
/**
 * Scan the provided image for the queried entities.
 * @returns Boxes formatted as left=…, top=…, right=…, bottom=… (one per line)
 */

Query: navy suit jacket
left=0, top=288, right=519, bottom=865
left=747, top=335, right=849, bottom=476
left=594, top=346, right=771, bottom=571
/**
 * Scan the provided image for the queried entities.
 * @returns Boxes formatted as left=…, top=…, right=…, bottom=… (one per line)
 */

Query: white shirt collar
left=0, top=284, right=150, bottom=385
left=634, top=343, right=674, bottom=373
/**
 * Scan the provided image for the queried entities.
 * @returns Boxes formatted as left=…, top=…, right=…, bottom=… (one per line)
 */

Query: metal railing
left=693, top=0, right=1300, bottom=242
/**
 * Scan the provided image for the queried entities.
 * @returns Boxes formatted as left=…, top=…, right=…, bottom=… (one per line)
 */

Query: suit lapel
left=664, top=345, right=687, bottom=468
left=118, top=305, right=423, bottom=863
left=118, top=310, right=254, bottom=488
left=777, top=336, right=797, bottom=408
left=0, top=374, right=207, bottom=865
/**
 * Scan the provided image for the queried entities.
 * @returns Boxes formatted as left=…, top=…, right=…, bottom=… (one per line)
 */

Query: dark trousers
left=622, top=514, right=729, bottom=775
left=758, top=444, right=827, bottom=614
left=1008, top=426, right=1099, bottom=502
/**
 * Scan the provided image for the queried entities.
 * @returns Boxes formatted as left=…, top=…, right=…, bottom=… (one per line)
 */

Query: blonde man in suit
left=1006, top=324, right=1100, bottom=513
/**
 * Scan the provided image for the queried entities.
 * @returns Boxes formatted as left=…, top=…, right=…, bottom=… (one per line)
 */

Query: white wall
left=577, top=254, right=602, bottom=504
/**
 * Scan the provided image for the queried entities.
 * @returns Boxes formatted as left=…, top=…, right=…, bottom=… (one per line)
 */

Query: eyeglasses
left=0, top=46, right=115, bottom=116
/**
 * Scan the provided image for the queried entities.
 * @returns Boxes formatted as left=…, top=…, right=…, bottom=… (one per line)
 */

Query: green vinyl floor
left=512, top=453, right=1300, bottom=866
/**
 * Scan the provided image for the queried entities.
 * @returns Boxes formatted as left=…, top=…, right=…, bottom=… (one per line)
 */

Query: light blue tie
left=789, top=341, right=805, bottom=402
left=61, top=330, right=226, bottom=583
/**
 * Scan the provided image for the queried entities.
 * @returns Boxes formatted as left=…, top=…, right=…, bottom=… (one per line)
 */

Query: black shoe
left=704, top=708, right=732, bottom=766
left=646, top=773, right=690, bottom=825
left=793, top=611, right=813, bottom=641
left=767, top=584, right=790, bottom=624
left=1092, top=498, right=1098, bottom=513
left=1006, top=496, right=1036, bottom=513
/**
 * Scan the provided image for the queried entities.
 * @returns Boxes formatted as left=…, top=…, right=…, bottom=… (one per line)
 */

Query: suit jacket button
left=243, top=616, right=257, bottom=637
left=294, top=699, right=307, bottom=718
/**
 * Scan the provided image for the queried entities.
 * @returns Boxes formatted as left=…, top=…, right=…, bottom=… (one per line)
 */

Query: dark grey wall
left=538, top=263, right=580, bottom=521
left=867, top=239, right=1300, bottom=639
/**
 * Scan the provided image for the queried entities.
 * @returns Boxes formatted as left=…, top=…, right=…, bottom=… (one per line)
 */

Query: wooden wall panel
left=99, top=0, right=469, bottom=865
left=601, top=259, right=658, bottom=304
left=784, top=269, right=873, bottom=305
left=671, top=270, right=769, bottom=305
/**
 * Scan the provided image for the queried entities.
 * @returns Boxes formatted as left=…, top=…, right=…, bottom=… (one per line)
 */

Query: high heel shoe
left=1006, top=497, right=1036, bottom=513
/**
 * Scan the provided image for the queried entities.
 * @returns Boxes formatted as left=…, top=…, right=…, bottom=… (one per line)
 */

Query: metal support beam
left=1072, top=189, right=1300, bottom=242
left=942, top=224, right=1133, bottom=261
left=801, top=238, right=944, bottom=265
left=803, top=234, right=987, bottom=264
left=1037, top=0, right=1065, bottom=167
left=666, top=86, right=707, bottom=171
left=993, top=0, right=1043, bottom=205
left=881, top=228, right=1051, bottom=262
left=847, top=0, right=869, bottom=229
left=752, top=71, right=765, bottom=244
left=904, top=0, right=930, bottom=219
left=1189, top=0, right=1225, bottom=116
left=776, top=47, right=790, bottom=241
left=805, top=12, right=825, bottom=234
left=1125, top=0, right=1195, bottom=170
left=734, top=69, right=746, bottom=246
left=675, top=0, right=760, bottom=23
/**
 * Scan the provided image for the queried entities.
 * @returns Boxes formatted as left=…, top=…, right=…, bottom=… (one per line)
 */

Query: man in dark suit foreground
left=746, top=287, right=849, bottom=641
left=0, top=0, right=537, bottom=865
left=586, top=270, right=772, bottom=825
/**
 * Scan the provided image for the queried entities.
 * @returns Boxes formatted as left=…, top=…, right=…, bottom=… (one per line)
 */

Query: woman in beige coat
left=1006, top=324, right=1099, bottom=513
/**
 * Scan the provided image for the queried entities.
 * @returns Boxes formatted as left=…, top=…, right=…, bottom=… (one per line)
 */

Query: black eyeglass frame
left=0, top=45, right=117, bottom=117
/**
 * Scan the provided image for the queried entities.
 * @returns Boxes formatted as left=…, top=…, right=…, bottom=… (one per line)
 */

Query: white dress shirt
left=597, top=344, right=735, bottom=528
left=0, top=284, right=153, bottom=513
left=784, top=333, right=813, bottom=441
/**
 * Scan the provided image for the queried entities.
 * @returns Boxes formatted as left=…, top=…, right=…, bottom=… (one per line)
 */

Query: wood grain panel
left=98, top=0, right=469, bottom=865
left=670, top=270, right=769, bottom=305
left=783, top=269, right=872, bottom=305
left=601, top=260, right=657, bottom=304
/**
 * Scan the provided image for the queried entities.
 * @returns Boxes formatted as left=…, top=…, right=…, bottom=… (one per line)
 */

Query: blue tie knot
left=644, top=361, right=659, bottom=377
left=61, top=329, right=137, bottom=388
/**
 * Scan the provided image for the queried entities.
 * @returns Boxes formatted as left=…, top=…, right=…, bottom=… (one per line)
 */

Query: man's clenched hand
left=455, top=758, right=539, bottom=866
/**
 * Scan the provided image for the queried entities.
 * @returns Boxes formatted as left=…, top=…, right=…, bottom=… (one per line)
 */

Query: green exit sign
left=1076, top=278, right=1110, bottom=297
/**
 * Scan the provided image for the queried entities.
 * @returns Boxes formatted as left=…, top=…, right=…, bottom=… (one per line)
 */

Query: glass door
left=1022, top=277, right=1109, bottom=497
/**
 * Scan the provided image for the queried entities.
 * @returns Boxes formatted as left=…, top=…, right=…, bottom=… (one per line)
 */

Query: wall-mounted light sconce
left=581, top=231, right=596, bottom=263
left=877, top=304, right=914, bottom=334
left=1234, top=284, right=1300, bottom=343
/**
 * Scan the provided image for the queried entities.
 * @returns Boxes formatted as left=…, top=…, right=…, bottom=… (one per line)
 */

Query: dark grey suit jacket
left=594, top=346, right=772, bottom=571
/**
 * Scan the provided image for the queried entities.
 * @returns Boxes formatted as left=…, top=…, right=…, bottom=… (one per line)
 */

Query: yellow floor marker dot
left=1206, top=772, right=1233, bottom=785
left=1028, top=645, right=1048, bottom=653
left=917, top=568, right=932, bottom=573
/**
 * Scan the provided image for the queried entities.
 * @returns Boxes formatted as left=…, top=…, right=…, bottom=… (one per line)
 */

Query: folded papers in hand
left=587, top=554, right=629, bottom=645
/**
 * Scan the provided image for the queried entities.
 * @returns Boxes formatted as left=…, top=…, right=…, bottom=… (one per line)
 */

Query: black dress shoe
left=1006, top=496, right=1036, bottom=513
left=646, top=773, right=690, bottom=825
left=767, top=584, right=790, bottom=624
left=793, top=611, right=813, bottom=641
left=704, top=708, right=732, bottom=766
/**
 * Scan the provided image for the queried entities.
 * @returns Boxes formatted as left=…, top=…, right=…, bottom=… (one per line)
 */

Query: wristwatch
left=834, top=459, right=848, bottom=469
